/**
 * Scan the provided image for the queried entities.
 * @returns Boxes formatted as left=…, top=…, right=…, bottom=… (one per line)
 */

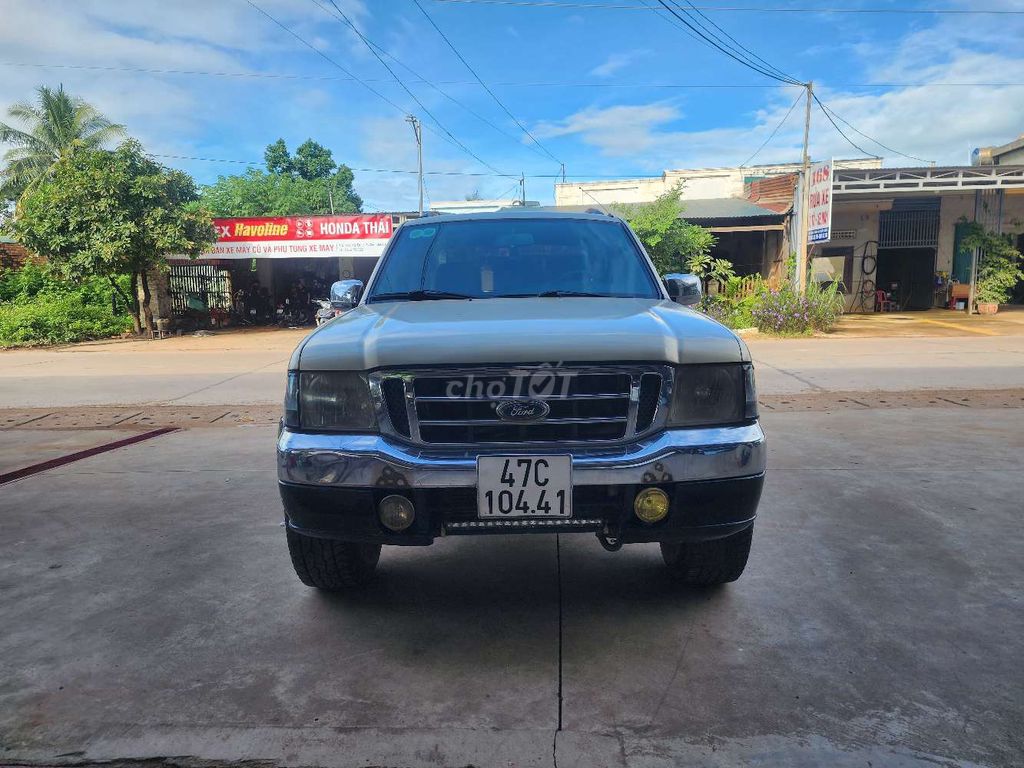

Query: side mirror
left=330, top=279, right=363, bottom=310
left=663, top=273, right=702, bottom=307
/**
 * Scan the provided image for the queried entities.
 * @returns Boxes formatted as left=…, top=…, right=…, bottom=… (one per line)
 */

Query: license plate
left=477, top=455, right=572, bottom=518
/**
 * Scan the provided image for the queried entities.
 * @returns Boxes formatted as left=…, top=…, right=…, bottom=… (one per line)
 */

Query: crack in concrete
left=752, top=359, right=829, bottom=393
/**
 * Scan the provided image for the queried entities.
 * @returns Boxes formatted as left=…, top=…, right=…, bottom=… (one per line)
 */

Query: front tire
left=660, top=525, right=753, bottom=586
left=286, top=527, right=381, bottom=590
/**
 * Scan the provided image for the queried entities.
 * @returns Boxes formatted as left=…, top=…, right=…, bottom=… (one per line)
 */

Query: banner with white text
left=198, top=215, right=393, bottom=259
left=807, top=159, right=833, bottom=244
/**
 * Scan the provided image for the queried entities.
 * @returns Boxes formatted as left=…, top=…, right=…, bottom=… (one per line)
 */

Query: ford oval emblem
left=495, top=399, right=550, bottom=423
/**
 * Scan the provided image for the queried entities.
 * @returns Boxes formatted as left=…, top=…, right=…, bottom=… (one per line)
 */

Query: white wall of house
left=430, top=199, right=540, bottom=214
left=821, top=191, right=1024, bottom=311
left=555, top=158, right=881, bottom=206
left=818, top=199, right=890, bottom=311
left=998, top=192, right=1024, bottom=236
left=934, top=192, right=1024, bottom=273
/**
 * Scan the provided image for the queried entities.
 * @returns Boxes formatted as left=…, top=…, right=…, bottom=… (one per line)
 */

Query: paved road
left=3, top=328, right=1024, bottom=407
left=2, top=408, right=1022, bottom=767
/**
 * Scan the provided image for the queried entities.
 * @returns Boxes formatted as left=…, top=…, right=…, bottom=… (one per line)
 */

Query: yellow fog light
left=634, top=487, right=670, bottom=524
left=379, top=494, right=415, bottom=532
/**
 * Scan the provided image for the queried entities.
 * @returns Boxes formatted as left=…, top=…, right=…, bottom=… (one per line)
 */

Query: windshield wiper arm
left=373, top=289, right=475, bottom=301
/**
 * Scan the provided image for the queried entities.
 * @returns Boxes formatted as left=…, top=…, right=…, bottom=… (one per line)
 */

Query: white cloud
left=536, top=3, right=1024, bottom=173
left=355, top=117, right=518, bottom=211
left=534, top=102, right=684, bottom=158
left=0, top=0, right=400, bottom=192
left=589, top=50, right=648, bottom=78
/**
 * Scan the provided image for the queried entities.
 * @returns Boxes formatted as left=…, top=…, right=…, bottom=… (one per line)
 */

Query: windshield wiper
left=372, top=289, right=475, bottom=302
left=536, top=290, right=605, bottom=297
left=490, top=290, right=610, bottom=298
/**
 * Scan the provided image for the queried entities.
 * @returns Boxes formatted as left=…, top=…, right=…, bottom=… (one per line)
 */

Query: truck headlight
left=667, top=364, right=756, bottom=427
left=285, top=371, right=378, bottom=431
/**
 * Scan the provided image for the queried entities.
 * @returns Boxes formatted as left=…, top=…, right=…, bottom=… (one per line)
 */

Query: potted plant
left=958, top=222, right=1024, bottom=314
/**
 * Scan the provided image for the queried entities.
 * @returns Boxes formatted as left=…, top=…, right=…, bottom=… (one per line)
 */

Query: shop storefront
left=166, top=213, right=407, bottom=326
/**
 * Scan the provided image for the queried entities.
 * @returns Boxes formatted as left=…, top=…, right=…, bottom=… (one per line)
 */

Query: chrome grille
left=375, top=365, right=670, bottom=445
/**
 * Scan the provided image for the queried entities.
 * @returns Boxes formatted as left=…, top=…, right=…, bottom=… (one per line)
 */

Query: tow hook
left=597, top=532, right=623, bottom=552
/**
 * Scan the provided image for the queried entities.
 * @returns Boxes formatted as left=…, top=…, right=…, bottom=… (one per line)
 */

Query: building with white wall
left=972, top=134, right=1024, bottom=166
left=819, top=166, right=1024, bottom=311
left=555, top=159, right=1024, bottom=312
left=554, top=158, right=881, bottom=207
left=430, top=199, right=540, bottom=214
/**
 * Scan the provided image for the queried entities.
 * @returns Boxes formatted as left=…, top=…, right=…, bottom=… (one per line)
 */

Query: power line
left=365, top=39, right=549, bottom=157
left=434, top=0, right=1024, bottom=12
left=243, top=0, right=506, bottom=177
left=810, top=94, right=878, bottom=159
left=813, top=97, right=934, bottom=165
left=317, top=0, right=509, bottom=176
left=494, top=180, right=524, bottom=200
left=6, top=62, right=1024, bottom=89
left=740, top=90, right=804, bottom=167
left=154, top=153, right=514, bottom=176
left=0, top=61, right=383, bottom=82
left=151, top=152, right=681, bottom=178
left=675, top=0, right=797, bottom=85
left=244, top=0, right=408, bottom=112
left=411, top=0, right=563, bottom=166
left=304, top=0, right=555, bottom=163
left=641, top=0, right=799, bottom=86
left=653, top=0, right=803, bottom=85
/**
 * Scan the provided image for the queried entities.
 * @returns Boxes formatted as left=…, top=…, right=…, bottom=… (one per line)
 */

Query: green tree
left=620, top=185, right=719, bottom=282
left=292, top=139, right=337, bottom=181
left=959, top=221, right=1024, bottom=307
left=12, top=140, right=215, bottom=336
left=0, top=84, right=125, bottom=200
left=264, top=138, right=292, bottom=175
left=206, top=139, right=362, bottom=216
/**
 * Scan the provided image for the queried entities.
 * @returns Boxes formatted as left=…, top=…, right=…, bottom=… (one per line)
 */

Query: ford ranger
left=278, top=210, right=766, bottom=590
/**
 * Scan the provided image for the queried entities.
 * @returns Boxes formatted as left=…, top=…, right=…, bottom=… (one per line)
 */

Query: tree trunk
left=140, top=270, right=155, bottom=339
left=125, top=273, right=142, bottom=335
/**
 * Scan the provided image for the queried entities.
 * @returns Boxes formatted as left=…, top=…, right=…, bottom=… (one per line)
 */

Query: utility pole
left=520, top=173, right=526, bottom=206
left=796, top=81, right=813, bottom=296
left=406, top=115, right=423, bottom=216
left=560, top=163, right=566, bottom=184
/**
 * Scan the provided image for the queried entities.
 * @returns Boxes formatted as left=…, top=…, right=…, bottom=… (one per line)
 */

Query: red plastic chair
left=875, top=290, right=896, bottom=312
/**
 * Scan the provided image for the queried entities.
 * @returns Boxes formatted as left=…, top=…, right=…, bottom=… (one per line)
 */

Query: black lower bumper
left=281, top=473, right=764, bottom=546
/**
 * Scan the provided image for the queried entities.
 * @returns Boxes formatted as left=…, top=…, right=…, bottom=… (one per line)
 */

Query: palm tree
left=0, top=84, right=126, bottom=200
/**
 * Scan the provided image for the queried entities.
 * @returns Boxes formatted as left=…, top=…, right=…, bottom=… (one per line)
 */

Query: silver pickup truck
left=278, top=210, right=766, bottom=590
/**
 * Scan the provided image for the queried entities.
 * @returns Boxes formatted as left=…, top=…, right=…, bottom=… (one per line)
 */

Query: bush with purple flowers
left=702, top=275, right=844, bottom=335
left=750, top=286, right=814, bottom=334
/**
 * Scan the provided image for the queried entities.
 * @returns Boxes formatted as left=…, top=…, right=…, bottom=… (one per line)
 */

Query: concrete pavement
left=3, top=326, right=1024, bottom=407
left=751, top=335, right=1024, bottom=394
left=1, top=408, right=1022, bottom=767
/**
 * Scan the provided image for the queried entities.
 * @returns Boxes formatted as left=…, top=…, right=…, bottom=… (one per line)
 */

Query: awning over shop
left=548, top=198, right=787, bottom=231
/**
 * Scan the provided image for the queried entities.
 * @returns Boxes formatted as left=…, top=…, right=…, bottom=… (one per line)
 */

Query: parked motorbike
left=315, top=298, right=339, bottom=326
left=276, top=299, right=311, bottom=327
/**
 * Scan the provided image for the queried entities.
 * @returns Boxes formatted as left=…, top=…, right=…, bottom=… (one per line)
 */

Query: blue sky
left=2, top=0, right=1024, bottom=209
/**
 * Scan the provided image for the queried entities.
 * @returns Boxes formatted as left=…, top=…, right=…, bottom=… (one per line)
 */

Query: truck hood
left=294, top=297, right=747, bottom=370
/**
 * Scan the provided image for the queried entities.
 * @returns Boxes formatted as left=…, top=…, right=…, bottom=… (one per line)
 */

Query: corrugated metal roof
left=548, top=198, right=784, bottom=222
left=676, top=197, right=784, bottom=220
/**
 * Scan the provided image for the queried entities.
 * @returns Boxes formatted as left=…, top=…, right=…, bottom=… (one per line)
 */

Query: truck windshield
left=367, top=218, right=660, bottom=302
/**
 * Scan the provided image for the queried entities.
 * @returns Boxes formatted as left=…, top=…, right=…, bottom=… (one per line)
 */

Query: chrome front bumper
left=277, top=422, right=766, bottom=488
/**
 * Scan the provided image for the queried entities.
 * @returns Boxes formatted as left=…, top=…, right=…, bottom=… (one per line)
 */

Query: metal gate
left=169, top=264, right=233, bottom=314
left=878, top=209, right=940, bottom=248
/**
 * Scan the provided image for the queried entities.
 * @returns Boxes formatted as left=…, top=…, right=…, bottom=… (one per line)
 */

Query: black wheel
left=286, top=527, right=381, bottom=590
left=660, top=525, right=753, bottom=586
